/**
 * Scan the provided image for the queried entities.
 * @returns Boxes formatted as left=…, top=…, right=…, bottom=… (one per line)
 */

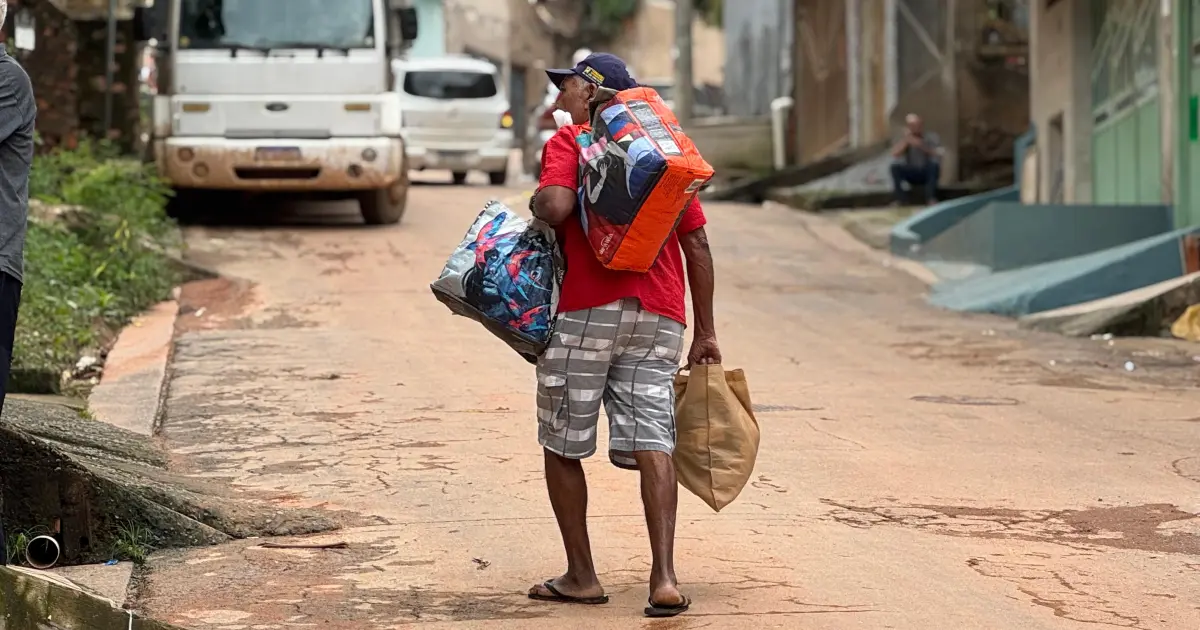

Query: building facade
left=786, top=0, right=1030, bottom=184
left=724, top=0, right=793, bottom=118
left=1028, top=0, right=1200, bottom=228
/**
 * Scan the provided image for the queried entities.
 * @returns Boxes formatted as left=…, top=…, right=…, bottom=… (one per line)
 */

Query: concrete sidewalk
left=138, top=186, right=1200, bottom=628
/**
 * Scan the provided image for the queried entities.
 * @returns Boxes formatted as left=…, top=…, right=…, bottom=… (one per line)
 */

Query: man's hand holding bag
left=672, top=365, right=760, bottom=512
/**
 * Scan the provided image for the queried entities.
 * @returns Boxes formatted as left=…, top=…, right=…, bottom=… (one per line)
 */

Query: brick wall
left=74, top=18, right=140, bottom=152
left=1, top=0, right=80, bottom=151
left=0, top=0, right=141, bottom=153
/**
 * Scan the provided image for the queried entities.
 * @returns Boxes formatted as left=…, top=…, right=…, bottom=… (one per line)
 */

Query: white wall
left=1029, top=0, right=1093, bottom=203
left=407, top=0, right=447, bottom=58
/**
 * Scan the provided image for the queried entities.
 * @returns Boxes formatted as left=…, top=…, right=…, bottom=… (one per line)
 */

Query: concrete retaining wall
left=688, top=116, right=774, bottom=177
left=921, top=202, right=1174, bottom=273
left=890, top=186, right=1019, bottom=257
left=930, top=227, right=1200, bottom=316
left=1, top=566, right=179, bottom=629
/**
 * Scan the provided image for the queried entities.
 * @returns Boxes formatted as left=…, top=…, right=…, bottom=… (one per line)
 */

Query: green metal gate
left=1090, top=0, right=1162, bottom=205
left=1187, top=0, right=1200, bottom=225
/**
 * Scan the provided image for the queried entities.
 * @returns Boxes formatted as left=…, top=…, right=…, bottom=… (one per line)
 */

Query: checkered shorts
left=536, top=298, right=685, bottom=470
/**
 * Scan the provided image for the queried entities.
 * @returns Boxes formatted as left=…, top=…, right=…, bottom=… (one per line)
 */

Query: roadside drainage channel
left=1, top=565, right=181, bottom=630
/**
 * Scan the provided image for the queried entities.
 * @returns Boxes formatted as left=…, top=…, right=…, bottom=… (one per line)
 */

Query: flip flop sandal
left=645, top=595, right=691, bottom=618
left=528, top=581, right=610, bottom=605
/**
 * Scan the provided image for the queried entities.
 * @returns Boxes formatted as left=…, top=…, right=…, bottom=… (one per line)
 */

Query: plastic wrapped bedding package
left=431, top=201, right=563, bottom=364
left=577, top=87, right=715, bottom=272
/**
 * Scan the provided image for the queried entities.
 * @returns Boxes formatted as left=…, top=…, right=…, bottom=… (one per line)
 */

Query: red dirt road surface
left=139, top=181, right=1200, bottom=629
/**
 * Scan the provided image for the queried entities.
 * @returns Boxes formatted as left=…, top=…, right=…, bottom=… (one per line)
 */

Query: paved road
left=140, top=178, right=1200, bottom=629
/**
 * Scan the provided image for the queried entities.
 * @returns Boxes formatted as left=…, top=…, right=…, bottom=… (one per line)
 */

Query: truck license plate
left=255, top=147, right=301, bottom=161
left=430, top=151, right=465, bottom=164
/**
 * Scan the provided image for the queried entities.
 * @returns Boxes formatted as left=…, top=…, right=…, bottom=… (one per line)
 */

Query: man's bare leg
left=529, top=450, right=605, bottom=600
left=634, top=450, right=685, bottom=606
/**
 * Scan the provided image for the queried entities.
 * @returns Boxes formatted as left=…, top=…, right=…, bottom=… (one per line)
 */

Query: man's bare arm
left=680, top=226, right=721, bottom=365
left=531, top=186, right=576, bottom=226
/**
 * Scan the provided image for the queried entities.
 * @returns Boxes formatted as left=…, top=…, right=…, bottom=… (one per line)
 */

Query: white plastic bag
left=431, top=200, right=562, bottom=363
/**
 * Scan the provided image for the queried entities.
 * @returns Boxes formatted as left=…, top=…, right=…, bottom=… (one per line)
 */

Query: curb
left=87, top=298, right=179, bottom=437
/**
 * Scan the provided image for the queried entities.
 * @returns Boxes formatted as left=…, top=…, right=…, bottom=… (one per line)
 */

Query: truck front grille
left=234, top=167, right=321, bottom=180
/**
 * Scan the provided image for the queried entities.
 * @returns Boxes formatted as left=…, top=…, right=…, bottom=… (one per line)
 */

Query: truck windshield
left=179, top=0, right=375, bottom=50
left=403, top=71, right=498, bottom=99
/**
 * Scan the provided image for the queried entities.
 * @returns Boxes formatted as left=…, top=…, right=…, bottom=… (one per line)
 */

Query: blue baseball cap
left=545, top=52, right=638, bottom=91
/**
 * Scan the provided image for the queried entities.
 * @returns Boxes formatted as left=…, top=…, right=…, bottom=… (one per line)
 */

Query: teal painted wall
left=1092, top=98, right=1162, bottom=205
left=408, top=0, right=446, bottom=58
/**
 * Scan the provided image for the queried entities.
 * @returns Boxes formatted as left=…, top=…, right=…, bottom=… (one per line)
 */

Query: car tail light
left=500, top=111, right=514, bottom=129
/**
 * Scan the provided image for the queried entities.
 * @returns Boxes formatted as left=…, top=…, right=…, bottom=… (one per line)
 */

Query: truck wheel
left=452, top=171, right=469, bottom=185
left=488, top=171, right=508, bottom=186
left=359, top=180, right=408, bottom=225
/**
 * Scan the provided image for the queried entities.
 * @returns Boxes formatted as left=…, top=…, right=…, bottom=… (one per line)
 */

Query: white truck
left=137, top=0, right=419, bottom=224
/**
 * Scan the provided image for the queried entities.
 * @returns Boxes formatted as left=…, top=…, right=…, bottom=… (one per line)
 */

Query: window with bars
left=1090, top=0, right=1158, bottom=118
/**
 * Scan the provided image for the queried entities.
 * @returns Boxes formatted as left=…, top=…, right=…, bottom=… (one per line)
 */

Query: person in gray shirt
left=0, top=0, right=37, bottom=567
left=890, top=113, right=944, bottom=205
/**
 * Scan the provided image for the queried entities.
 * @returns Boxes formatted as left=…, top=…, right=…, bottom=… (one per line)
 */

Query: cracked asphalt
left=139, top=175, right=1200, bottom=628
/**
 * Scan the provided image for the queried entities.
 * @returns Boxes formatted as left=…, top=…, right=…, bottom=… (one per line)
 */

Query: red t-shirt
left=537, top=124, right=705, bottom=326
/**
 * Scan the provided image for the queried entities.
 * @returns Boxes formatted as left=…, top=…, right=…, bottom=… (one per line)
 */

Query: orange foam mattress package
left=576, top=87, right=714, bottom=272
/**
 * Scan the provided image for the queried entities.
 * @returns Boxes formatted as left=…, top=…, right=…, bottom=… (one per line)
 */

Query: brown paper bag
left=672, top=365, right=760, bottom=512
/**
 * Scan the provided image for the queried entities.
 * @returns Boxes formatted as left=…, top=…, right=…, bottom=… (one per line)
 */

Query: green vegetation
left=577, top=0, right=720, bottom=43
left=16, top=140, right=181, bottom=392
left=578, top=0, right=642, bottom=44
left=4, top=521, right=158, bottom=566
left=112, top=521, right=158, bottom=564
left=4, top=525, right=53, bottom=565
left=694, top=0, right=722, bottom=26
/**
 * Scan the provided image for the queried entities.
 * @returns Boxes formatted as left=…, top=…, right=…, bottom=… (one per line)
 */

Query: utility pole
left=104, top=0, right=118, bottom=135
left=673, top=0, right=694, bottom=126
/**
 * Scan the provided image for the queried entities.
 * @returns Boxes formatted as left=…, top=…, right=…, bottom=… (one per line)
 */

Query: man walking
left=889, top=113, right=943, bottom=205
left=525, top=52, right=719, bottom=618
left=0, top=0, right=38, bottom=566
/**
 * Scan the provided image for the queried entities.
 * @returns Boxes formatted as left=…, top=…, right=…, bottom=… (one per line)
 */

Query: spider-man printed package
left=577, top=87, right=714, bottom=272
left=431, top=201, right=562, bottom=364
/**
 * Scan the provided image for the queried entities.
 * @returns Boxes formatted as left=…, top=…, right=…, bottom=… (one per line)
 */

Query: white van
left=393, top=56, right=513, bottom=185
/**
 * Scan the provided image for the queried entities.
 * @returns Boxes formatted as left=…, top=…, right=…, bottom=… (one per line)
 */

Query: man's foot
left=645, top=583, right=690, bottom=617
left=648, top=582, right=686, bottom=608
left=528, top=575, right=608, bottom=605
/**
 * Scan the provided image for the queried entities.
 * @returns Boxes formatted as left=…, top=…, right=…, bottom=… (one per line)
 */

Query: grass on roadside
left=15, top=140, right=182, bottom=391
left=112, top=521, right=158, bottom=565
left=4, top=524, right=53, bottom=565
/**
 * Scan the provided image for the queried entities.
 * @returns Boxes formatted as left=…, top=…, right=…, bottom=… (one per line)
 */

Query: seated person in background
left=890, top=113, right=943, bottom=206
